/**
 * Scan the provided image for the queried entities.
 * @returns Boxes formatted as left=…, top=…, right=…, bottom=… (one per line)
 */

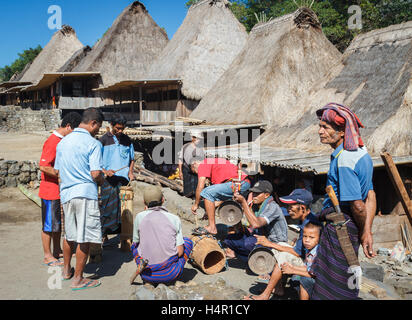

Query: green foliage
left=184, top=0, right=412, bottom=52
left=0, top=45, right=42, bottom=82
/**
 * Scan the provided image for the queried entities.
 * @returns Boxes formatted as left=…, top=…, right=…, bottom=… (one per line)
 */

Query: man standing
left=39, top=112, right=82, bottom=267
left=178, top=130, right=205, bottom=198
left=312, top=103, right=377, bottom=300
left=99, top=114, right=135, bottom=242
left=55, top=108, right=105, bottom=291
left=191, top=158, right=251, bottom=236
left=223, top=180, right=288, bottom=262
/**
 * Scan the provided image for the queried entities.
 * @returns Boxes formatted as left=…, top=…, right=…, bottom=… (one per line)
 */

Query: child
left=280, top=222, right=321, bottom=300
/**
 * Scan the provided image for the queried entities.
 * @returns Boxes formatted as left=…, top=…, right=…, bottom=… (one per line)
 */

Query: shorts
left=200, top=181, right=250, bottom=202
left=271, top=242, right=305, bottom=267
left=291, top=275, right=315, bottom=297
left=41, top=199, right=62, bottom=233
left=63, top=198, right=102, bottom=244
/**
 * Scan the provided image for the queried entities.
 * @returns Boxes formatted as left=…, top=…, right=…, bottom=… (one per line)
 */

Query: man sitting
left=244, top=189, right=318, bottom=300
left=131, top=186, right=193, bottom=284
left=191, top=158, right=251, bottom=236
left=223, top=180, right=288, bottom=263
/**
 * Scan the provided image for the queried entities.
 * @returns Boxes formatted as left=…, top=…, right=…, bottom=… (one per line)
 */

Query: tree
left=0, top=45, right=42, bottom=82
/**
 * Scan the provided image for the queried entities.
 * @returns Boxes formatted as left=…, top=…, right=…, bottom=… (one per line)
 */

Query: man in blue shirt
left=55, top=108, right=105, bottom=291
left=244, top=189, right=319, bottom=300
left=311, top=103, right=377, bottom=300
left=99, top=114, right=135, bottom=241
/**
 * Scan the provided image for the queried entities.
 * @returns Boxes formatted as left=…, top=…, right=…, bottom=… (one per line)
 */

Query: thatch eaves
left=259, top=21, right=412, bottom=158
left=190, top=8, right=342, bottom=124
left=19, top=25, right=84, bottom=84
left=72, top=1, right=169, bottom=87
left=147, top=0, right=248, bottom=101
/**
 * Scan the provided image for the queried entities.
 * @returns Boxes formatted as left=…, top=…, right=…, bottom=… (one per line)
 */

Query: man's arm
left=194, top=177, right=207, bottom=207
left=128, top=160, right=135, bottom=181
left=177, top=245, right=184, bottom=257
left=234, top=194, right=267, bottom=229
left=91, top=171, right=105, bottom=187
left=254, top=235, right=301, bottom=258
left=39, top=166, right=59, bottom=179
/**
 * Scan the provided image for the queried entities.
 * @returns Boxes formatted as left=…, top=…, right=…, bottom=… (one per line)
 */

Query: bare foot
left=44, top=256, right=63, bottom=267
left=71, top=278, right=101, bottom=290
left=243, top=294, right=270, bottom=301
left=224, top=248, right=236, bottom=259
left=204, top=225, right=218, bottom=235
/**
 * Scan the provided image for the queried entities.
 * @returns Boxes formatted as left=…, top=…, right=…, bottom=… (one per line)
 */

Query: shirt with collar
left=304, top=245, right=319, bottom=272
left=54, top=128, right=103, bottom=204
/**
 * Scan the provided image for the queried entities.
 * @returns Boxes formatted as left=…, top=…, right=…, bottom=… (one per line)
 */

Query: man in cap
left=311, top=103, right=376, bottom=300
left=244, top=188, right=318, bottom=300
left=130, top=186, right=193, bottom=284
left=191, top=158, right=251, bottom=236
left=178, top=130, right=205, bottom=198
left=223, top=180, right=288, bottom=263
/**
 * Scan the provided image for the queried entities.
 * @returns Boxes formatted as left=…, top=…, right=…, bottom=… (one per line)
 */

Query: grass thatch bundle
left=147, top=0, right=248, bottom=101
left=71, top=1, right=168, bottom=87
left=259, top=21, right=412, bottom=157
left=190, top=8, right=342, bottom=124
left=19, top=25, right=84, bottom=84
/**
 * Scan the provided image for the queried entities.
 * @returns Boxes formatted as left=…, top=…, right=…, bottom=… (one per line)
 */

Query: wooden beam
left=381, top=152, right=412, bottom=227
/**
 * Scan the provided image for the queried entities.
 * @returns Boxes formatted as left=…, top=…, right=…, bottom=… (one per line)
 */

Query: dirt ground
left=0, top=132, right=49, bottom=162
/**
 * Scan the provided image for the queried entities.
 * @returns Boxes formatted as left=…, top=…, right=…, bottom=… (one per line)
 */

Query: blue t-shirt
left=55, top=128, right=103, bottom=204
left=323, top=143, right=374, bottom=210
left=100, top=132, right=135, bottom=181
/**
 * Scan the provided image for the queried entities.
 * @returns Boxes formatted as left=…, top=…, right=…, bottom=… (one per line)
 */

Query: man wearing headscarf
left=311, top=103, right=377, bottom=300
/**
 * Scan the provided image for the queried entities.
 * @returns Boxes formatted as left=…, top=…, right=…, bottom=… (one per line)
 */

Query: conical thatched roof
left=190, top=8, right=342, bottom=124
left=70, top=1, right=169, bottom=87
left=147, top=0, right=248, bottom=101
left=19, top=26, right=84, bottom=83
left=259, top=20, right=412, bottom=157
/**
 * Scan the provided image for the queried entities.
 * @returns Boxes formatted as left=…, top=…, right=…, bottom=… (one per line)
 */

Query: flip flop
left=243, top=295, right=257, bottom=301
left=192, top=227, right=217, bottom=237
left=43, top=259, right=64, bottom=267
left=256, top=278, right=270, bottom=284
left=62, top=268, right=75, bottom=281
left=71, top=280, right=101, bottom=291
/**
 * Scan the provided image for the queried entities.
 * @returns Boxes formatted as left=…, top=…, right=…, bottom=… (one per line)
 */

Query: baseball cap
left=143, top=186, right=164, bottom=205
left=249, top=180, right=273, bottom=194
left=279, top=189, right=313, bottom=207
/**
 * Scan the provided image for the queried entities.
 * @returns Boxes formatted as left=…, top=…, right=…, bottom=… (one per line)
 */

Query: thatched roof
left=69, top=1, right=169, bottom=87
left=146, top=0, right=248, bottom=101
left=19, top=25, right=84, bottom=84
left=190, top=8, right=342, bottom=124
left=58, top=46, right=92, bottom=73
left=259, top=20, right=412, bottom=158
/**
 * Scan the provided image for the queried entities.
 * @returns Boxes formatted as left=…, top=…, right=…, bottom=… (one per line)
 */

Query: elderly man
left=191, top=158, right=251, bottom=236
left=311, top=103, right=377, bottom=300
left=99, top=114, right=135, bottom=243
left=178, top=130, right=205, bottom=198
left=55, top=108, right=105, bottom=291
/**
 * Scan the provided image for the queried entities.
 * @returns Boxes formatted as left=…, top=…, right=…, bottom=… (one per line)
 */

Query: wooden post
left=381, top=152, right=412, bottom=227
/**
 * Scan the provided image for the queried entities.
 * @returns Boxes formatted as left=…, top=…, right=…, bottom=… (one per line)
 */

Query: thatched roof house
left=68, top=1, right=169, bottom=87
left=146, top=0, right=248, bottom=101
left=259, top=20, right=412, bottom=159
left=190, top=7, right=342, bottom=125
left=18, top=25, right=84, bottom=84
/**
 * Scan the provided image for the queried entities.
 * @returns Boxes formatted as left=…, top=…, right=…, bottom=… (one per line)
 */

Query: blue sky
left=0, top=0, right=189, bottom=68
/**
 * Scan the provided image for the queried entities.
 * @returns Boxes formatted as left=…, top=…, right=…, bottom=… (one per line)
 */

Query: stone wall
left=0, top=160, right=40, bottom=188
left=0, top=105, right=61, bottom=133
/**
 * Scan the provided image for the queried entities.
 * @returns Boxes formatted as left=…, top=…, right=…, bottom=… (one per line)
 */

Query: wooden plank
left=381, top=152, right=412, bottom=227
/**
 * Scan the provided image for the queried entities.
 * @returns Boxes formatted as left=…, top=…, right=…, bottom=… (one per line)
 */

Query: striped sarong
left=100, top=180, right=122, bottom=235
left=131, top=237, right=193, bottom=284
left=311, top=208, right=360, bottom=300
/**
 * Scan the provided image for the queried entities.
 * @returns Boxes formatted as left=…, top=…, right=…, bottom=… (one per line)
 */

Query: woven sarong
left=131, top=237, right=193, bottom=284
left=311, top=208, right=360, bottom=300
left=100, top=180, right=122, bottom=235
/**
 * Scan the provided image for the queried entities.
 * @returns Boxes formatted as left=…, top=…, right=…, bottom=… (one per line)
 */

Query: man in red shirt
left=39, top=112, right=82, bottom=267
left=191, top=158, right=250, bottom=235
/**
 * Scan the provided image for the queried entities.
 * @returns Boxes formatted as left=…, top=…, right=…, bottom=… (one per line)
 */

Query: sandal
left=192, top=227, right=217, bottom=237
left=71, top=279, right=101, bottom=291
left=43, top=259, right=64, bottom=267
left=243, top=295, right=257, bottom=300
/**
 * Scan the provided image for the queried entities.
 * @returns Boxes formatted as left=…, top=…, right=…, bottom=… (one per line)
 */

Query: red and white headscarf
left=316, top=103, right=365, bottom=151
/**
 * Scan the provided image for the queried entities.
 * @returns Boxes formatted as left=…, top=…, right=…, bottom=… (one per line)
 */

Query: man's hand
left=361, top=230, right=376, bottom=259
left=254, top=235, right=272, bottom=248
left=105, top=169, right=115, bottom=178
left=128, top=172, right=135, bottom=182
left=233, top=193, right=246, bottom=204
left=280, top=263, right=295, bottom=275
left=191, top=204, right=199, bottom=215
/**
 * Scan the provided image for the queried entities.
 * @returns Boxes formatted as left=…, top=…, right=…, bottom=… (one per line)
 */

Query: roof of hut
left=146, top=0, right=248, bottom=101
left=70, top=1, right=169, bottom=87
left=190, top=7, right=342, bottom=124
left=259, top=20, right=412, bottom=158
left=58, top=46, right=92, bottom=73
left=19, top=25, right=84, bottom=84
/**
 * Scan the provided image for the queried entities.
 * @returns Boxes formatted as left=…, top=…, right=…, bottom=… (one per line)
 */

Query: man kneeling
left=131, top=186, right=193, bottom=284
